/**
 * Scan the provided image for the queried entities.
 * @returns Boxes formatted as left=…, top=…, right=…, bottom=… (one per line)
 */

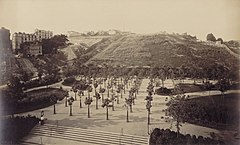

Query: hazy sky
left=0, top=0, right=240, bottom=40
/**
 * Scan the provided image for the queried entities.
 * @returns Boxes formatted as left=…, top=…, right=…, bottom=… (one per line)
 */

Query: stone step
left=27, top=124, right=148, bottom=145
left=42, top=124, right=148, bottom=141
left=32, top=128, right=148, bottom=145
left=31, top=131, right=142, bottom=145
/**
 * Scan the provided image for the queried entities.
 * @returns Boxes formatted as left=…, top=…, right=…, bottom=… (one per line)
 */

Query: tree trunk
left=101, top=93, right=104, bottom=101
left=74, top=92, right=77, bottom=100
left=117, top=95, right=119, bottom=104
left=130, top=104, right=133, bottom=113
left=161, top=79, right=164, bottom=88
left=106, top=106, right=109, bottom=120
left=127, top=106, right=129, bottom=122
left=96, top=97, right=98, bottom=109
left=70, top=105, right=72, bottom=116
left=80, top=97, right=82, bottom=108
left=112, top=97, right=115, bottom=111
left=88, top=105, right=90, bottom=118
left=148, top=110, right=150, bottom=125
left=107, top=89, right=109, bottom=98
left=53, top=104, right=56, bottom=114
left=65, top=97, right=68, bottom=107
left=121, top=90, right=123, bottom=98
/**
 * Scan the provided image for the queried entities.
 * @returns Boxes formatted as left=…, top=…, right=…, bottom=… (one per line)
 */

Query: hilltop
left=84, top=33, right=239, bottom=70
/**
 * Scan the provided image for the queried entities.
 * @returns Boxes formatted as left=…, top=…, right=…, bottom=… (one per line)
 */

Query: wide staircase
left=21, top=124, right=149, bottom=145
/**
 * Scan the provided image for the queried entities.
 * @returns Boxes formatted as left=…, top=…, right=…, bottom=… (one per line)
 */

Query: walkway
left=20, top=78, right=237, bottom=144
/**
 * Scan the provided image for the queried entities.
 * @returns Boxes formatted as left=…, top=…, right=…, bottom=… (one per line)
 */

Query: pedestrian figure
left=39, top=111, right=45, bottom=125
left=40, top=115, right=44, bottom=125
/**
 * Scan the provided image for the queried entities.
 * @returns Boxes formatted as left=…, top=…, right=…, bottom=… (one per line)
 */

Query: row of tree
left=63, top=63, right=238, bottom=85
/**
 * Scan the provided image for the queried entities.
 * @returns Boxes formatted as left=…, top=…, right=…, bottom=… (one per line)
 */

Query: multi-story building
left=0, top=27, right=13, bottom=83
left=34, top=29, right=53, bottom=41
left=12, top=29, right=53, bottom=53
left=21, top=41, right=42, bottom=57
left=12, top=32, right=37, bottom=53
left=0, top=27, right=11, bottom=49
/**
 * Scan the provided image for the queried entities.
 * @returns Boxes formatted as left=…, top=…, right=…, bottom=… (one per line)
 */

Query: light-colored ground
left=19, top=78, right=235, bottom=144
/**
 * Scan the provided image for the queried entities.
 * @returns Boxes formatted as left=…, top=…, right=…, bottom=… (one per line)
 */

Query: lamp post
left=50, top=96, right=57, bottom=114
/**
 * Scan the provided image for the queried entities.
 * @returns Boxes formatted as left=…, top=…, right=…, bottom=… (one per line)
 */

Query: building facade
left=0, top=27, right=13, bottom=83
left=0, top=27, right=11, bottom=49
left=21, top=41, right=42, bottom=57
left=34, top=29, right=53, bottom=41
left=12, top=29, right=53, bottom=53
left=12, top=32, right=37, bottom=52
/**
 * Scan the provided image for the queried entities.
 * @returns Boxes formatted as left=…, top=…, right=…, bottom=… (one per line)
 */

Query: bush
left=23, top=75, right=61, bottom=90
left=166, top=93, right=239, bottom=129
left=2, top=88, right=67, bottom=115
left=0, top=115, right=39, bottom=144
left=149, top=128, right=224, bottom=145
left=155, top=87, right=172, bottom=95
left=62, top=77, right=76, bottom=86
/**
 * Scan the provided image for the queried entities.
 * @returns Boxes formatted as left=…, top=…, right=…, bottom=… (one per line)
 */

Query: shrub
left=62, top=77, right=76, bottom=86
left=23, top=75, right=61, bottom=90
left=0, top=115, right=39, bottom=144
left=149, top=128, right=225, bottom=145
left=2, top=88, right=67, bottom=115
left=155, top=87, right=172, bottom=95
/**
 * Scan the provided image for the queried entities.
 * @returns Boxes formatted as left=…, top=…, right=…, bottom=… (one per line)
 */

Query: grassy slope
left=86, top=33, right=239, bottom=69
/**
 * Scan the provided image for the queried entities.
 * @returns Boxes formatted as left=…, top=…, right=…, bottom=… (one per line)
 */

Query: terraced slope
left=86, top=33, right=239, bottom=69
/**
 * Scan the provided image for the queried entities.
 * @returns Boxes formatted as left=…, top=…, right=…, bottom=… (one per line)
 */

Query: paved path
left=20, top=78, right=237, bottom=144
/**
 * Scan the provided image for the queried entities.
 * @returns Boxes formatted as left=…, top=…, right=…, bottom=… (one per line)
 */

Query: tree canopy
left=42, top=34, right=68, bottom=54
left=206, top=33, right=216, bottom=42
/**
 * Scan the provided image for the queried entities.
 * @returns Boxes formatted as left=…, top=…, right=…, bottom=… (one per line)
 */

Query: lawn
left=2, top=88, right=67, bottom=115
left=180, top=93, right=239, bottom=130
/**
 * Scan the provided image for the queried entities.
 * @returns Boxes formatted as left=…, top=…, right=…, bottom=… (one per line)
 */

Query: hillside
left=86, top=33, right=239, bottom=70
left=224, top=40, right=240, bottom=55
left=68, top=36, right=111, bottom=47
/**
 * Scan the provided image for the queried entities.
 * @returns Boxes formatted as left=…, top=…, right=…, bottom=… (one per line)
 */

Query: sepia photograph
left=0, top=0, right=239, bottom=144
